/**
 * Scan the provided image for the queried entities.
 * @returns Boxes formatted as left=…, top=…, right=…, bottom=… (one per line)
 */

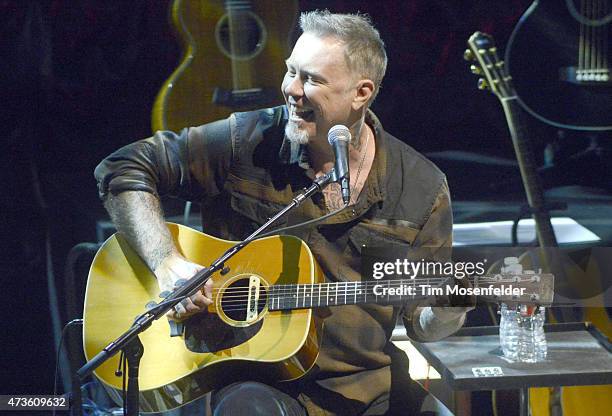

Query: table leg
left=520, top=387, right=530, bottom=416
left=454, top=391, right=471, bottom=416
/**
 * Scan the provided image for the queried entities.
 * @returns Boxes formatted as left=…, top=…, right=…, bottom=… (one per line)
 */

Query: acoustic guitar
left=466, top=31, right=559, bottom=250
left=151, top=0, right=298, bottom=132
left=83, top=223, right=553, bottom=412
left=466, top=31, right=611, bottom=416
left=505, top=0, right=611, bottom=131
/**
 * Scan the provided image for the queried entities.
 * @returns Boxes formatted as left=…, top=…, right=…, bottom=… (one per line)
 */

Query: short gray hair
left=299, top=10, right=387, bottom=104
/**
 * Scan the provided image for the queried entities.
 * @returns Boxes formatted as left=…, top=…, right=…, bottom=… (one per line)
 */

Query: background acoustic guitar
left=151, top=0, right=298, bottom=132
left=505, top=0, right=611, bottom=131
left=466, top=30, right=611, bottom=416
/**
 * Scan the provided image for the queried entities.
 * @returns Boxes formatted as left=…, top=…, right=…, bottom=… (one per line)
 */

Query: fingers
left=202, top=278, right=213, bottom=300
left=167, top=281, right=214, bottom=321
left=168, top=299, right=194, bottom=321
left=191, top=291, right=211, bottom=308
left=155, top=256, right=213, bottom=322
left=183, top=297, right=201, bottom=314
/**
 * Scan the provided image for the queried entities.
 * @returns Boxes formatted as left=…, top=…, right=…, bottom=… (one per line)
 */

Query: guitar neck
left=226, top=0, right=255, bottom=90
left=467, top=31, right=559, bottom=247
left=499, top=96, right=559, bottom=247
left=267, top=274, right=552, bottom=311
left=268, top=279, right=424, bottom=311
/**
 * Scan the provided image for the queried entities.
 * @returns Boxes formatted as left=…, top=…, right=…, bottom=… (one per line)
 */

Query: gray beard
left=285, top=121, right=309, bottom=145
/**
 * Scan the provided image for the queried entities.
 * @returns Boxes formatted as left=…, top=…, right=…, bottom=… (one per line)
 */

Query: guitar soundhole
left=220, top=277, right=268, bottom=322
left=215, top=12, right=267, bottom=60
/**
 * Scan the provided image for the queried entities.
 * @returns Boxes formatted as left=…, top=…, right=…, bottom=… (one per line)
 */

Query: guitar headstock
left=465, top=31, right=515, bottom=99
left=473, top=273, right=555, bottom=306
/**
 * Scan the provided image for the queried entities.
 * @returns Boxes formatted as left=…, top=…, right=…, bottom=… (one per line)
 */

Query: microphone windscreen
left=328, top=125, right=351, bottom=145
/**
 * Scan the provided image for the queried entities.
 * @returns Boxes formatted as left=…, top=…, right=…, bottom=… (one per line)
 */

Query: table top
left=407, top=322, right=612, bottom=390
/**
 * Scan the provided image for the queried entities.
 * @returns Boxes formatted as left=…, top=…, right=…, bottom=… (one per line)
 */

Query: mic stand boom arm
left=76, top=171, right=334, bottom=415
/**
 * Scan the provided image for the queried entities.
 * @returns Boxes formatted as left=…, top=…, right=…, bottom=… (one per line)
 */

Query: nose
left=283, top=74, right=304, bottom=102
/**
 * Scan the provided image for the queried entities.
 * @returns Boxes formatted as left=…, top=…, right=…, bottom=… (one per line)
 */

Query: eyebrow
left=285, top=60, right=326, bottom=81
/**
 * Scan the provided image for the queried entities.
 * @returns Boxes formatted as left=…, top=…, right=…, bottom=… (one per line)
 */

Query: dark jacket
left=95, top=106, right=453, bottom=414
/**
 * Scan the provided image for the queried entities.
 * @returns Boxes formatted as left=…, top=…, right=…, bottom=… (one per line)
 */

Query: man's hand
left=154, top=255, right=214, bottom=321
left=431, top=306, right=474, bottom=322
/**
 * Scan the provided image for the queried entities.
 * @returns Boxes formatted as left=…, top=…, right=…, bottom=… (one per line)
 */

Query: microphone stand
left=76, top=172, right=334, bottom=416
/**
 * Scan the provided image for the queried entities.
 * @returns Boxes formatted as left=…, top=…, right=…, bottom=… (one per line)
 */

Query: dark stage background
left=1, top=0, right=610, bottom=402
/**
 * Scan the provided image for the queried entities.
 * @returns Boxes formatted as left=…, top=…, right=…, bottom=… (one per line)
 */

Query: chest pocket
left=229, top=191, right=288, bottom=230
left=347, top=221, right=418, bottom=255
left=347, top=222, right=420, bottom=283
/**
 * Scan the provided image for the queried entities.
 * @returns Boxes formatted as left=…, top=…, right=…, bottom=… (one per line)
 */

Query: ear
left=352, top=79, right=375, bottom=111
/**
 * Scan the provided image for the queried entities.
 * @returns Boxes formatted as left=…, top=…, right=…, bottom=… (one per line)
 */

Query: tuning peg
left=463, top=49, right=475, bottom=61
left=470, top=64, right=482, bottom=74
left=477, top=78, right=488, bottom=90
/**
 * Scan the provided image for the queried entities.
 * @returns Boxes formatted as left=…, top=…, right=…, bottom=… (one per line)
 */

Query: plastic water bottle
left=499, top=303, right=520, bottom=360
left=517, top=305, right=547, bottom=362
left=498, top=257, right=547, bottom=362
left=499, top=259, right=521, bottom=360
left=499, top=303, right=547, bottom=362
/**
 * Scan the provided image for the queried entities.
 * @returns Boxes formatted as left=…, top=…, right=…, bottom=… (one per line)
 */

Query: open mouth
left=289, top=106, right=315, bottom=122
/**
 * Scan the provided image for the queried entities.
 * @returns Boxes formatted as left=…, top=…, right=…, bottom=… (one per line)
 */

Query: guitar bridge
left=246, top=275, right=261, bottom=323
left=560, top=67, right=611, bottom=85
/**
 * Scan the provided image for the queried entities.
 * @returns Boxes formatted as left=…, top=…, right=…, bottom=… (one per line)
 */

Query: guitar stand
left=124, top=337, right=144, bottom=416
left=511, top=202, right=567, bottom=246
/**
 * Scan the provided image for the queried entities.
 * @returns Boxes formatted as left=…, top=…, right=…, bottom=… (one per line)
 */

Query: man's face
left=281, top=33, right=358, bottom=145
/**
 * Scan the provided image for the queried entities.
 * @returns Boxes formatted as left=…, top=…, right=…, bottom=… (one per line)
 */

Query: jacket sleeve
left=411, top=177, right=453, bottom=251
left=400, top=178, right=472, bottom=342
left=94, top=118, right=233, bottom=202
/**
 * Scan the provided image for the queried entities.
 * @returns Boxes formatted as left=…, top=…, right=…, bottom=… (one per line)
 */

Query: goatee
left=285, top=121, right=309, bottom=145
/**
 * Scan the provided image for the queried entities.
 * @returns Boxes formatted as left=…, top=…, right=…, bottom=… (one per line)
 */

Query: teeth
left=290, top=106, right=312, bottom=117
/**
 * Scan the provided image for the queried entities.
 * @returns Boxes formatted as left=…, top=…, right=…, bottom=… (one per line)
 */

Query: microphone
left=328, top=125, right=351, bottom=205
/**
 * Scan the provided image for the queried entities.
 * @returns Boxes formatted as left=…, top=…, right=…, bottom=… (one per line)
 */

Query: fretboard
left=268, top=280, right=428, bottom=311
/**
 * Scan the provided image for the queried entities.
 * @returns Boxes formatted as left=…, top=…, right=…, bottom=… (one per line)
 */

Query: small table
left=402, top=322, right=612, bottom=416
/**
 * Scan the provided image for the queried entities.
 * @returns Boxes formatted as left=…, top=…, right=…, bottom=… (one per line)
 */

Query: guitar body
left=83, top=224, right=323, bottom=413
left=506, top=0, right=612, bottom=130
left=151, top=0, right=298, bottom=132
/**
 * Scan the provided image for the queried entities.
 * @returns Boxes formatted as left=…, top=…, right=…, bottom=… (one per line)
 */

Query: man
left=95, top=10, right=470, bottom=415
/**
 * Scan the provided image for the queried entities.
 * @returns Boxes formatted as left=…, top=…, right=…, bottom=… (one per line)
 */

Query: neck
left=308, top=117, right=369, bottom=175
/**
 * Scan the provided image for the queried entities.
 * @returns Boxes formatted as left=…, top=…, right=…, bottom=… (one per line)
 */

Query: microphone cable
left=255, top=200, right=350, bottom=240
left=53, top=318, right=83, bottom=416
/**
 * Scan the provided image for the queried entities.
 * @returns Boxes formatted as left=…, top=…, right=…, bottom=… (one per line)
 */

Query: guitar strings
left=600, top=0, right=604, bottom=73
left=215, top=278, right=539, bottom=313
left=208, top=275, right=537, bottom=295
left=217, top=279, right=532, bottom=313
left=580, top=0, right=585, bottom=73
left=579, top=0, right=611, bottom=80
left=209, top=277, right=540, bottom=308
left=209, top=280, right=538, bottom=302
left=600, top=0, right=610, bottom=78
left=217, top=286, right=433, bottom=312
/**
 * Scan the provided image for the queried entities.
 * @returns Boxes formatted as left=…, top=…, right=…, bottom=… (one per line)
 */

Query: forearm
left=104, top=190, right=178, bottom=273
left=104, top=190, right=211, bottom=319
